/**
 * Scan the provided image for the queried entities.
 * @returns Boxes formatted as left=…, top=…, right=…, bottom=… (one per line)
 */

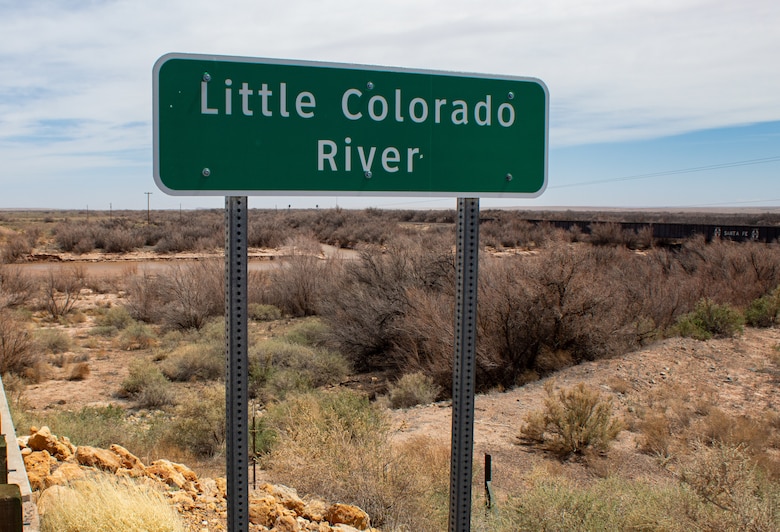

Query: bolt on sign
left=153, top=53, right=548, bottom=197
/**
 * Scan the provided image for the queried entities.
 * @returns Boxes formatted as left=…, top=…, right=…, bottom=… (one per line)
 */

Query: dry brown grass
left=66, top=361, right=90, bottom=381
left=38, top=472, right=184, bottom=532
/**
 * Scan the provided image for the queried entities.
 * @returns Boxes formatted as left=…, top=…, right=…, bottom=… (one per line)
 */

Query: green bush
left=116, top=322, right=157, bottom=350
left=283, top=318, right=329, bottom=346
left=484, top=472, right=707, bottom=531
left=89, top=325, right=119, bottom=338
left=164, top=384, right=225, bottom=457
left=248, top=338, right=350, bottom=401
left=160, top=342, right=223, bottom=382
left=745, top=287, right=780, bottom=328
left=673, top=299, right=744, bottom=340
left=118, top=359, right=175, bottom=409
left=248, top=303, right=282, bottom=321
left=96, top=306, right=134, bottom=330
left=520, top=381, right=623, bottom=458
left=35, top=328, right=72, bottom=354
left=387, top=372, right=440, bottom=408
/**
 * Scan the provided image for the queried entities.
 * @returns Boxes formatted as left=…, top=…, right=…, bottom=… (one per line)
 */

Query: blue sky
left=1, top=0, right=778, bottom=210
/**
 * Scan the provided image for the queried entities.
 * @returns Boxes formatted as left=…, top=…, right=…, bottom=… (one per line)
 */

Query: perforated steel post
left=225, top=196, right=248, bottom=532
left=449, top=197, right=480, bottom=532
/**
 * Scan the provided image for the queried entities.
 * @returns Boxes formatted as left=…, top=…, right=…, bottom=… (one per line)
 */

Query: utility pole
left=145, top=192, right=153, bottom=224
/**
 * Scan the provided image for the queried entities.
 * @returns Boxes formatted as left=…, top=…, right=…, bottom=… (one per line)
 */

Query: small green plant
left=283, top=318, right=329, bottom=346
left=248, top=303, right=282, bottom=321
left=248, top=338, right=350, bottom=401
left=116, top=322, right=157, bottom=350
left=164, top=384, right=225, bottom=457
left=35, top=328, right=72, bottom=354
left=673, top=299, right=744, bottom=340
left=95, top=305, right=133, bottom=330
left=387, top=371, right=440, bottom=408
left=520, top=381, right=623, bottom=458
left=160, top=342, right=223, bottom=382
left=745, top=286, right=780, bottom=328
left=119, top=359, right=175, bottom=408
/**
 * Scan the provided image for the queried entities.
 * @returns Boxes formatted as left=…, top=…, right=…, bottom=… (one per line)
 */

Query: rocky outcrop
left=20, top=426, right=379, bottom=531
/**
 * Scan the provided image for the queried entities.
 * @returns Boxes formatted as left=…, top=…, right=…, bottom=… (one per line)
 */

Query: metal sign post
left=449, top=197, right=480, bottom=532
left=225, top=196, right=249, bottom=531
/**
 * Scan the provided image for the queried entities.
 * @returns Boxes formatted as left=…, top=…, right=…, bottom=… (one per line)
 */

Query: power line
left=550, top=155, right=780, bottom=190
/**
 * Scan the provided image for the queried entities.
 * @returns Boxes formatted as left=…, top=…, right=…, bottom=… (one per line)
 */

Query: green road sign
left=153, top=53, right=548, bottom=197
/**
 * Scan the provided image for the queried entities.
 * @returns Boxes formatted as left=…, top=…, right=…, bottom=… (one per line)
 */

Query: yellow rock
left=74, top=445, right=122, bottom=473
left=27, top=426, right=73, bottom=462
left=325, top=503, right=370, bottom=530
left=23, top=450, right=53, bottom=491
left=45, top=462, right=86, bottom=488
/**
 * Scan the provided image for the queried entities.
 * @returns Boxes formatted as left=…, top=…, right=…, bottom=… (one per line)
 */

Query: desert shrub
left=95, top=305, right=133, bottom=330
left=248, top=214, right=287, bottom=248
left=386, top=371, right=441, bottom=408
left=588, top=222, right=625, bottom=246
left=321, top=234, right=455, bottom=373
left=260, top=236, right=337, bottom=317
left=0, top=310, right=36, bottom=374
left=682, top=239, right=780, bottom=306
left=477, top=245, right=636, bottom=389
left=125, top=261, right=223, bottom=330
left=0, top=265, right=35, bottom=309
left=97, top=225, right=145, bottom=253
left=39, top=472, right=184, bottom=532
left=164, top=384, right=225, bottom=457
left=157, top=261, right=223, bottom=330
left=486, top=470, right=706, bottom=532
left=89, top=325, right=119, bottom=338
left=119, top=359, right=175, bottom=408
left=617, top=248, right=703, bottom=340
left=520, top=381, right=622, bottom=458
left=638, top=412, right=674, bottom=459
left=53, top=221, right=91, bottom=252
left=65, top=361, right=90, bottom=381
left=124, top=271, right=164, bottom=323
left=116, top=322, right=157, bottom=351
left=264, top=390, right=451, bottom=529
left=681, top=442, right=780, bottom=530
left=1, top=233, right=31, bottom=263
left=693, top=407, right=776, bottom=458
left=248, top=303, right=282, bottom=321
left=34, top=328, right=71, bottom=354
left=248, top=337, right=350, bottom=401
left=160, top=340, right=223, bottom=382
left=40, top=267, right=84, bottom=319
left=745, top=286, right=780, bottom=327
left=673, top=298, right=744, bottom=340
left=283, top=318, right=329, bottom=347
